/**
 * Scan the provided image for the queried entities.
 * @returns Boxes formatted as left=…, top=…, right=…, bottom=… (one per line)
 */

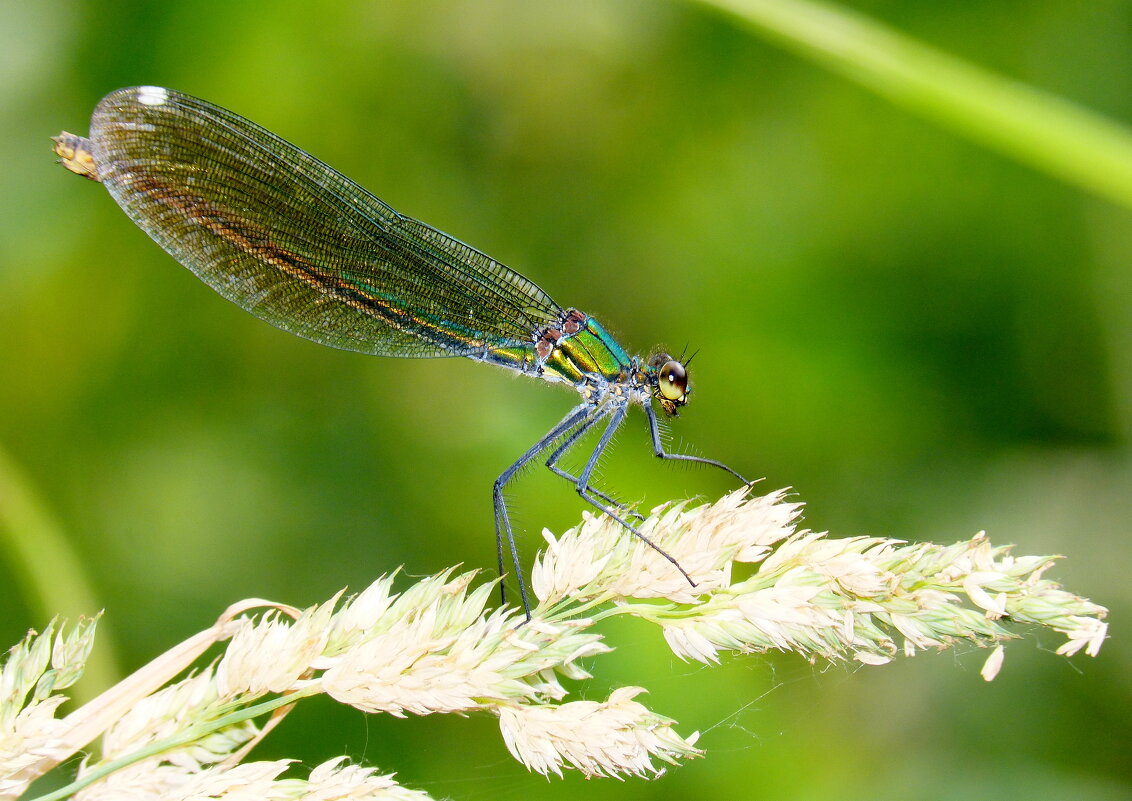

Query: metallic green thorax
left=543, top=317, right=631, bottom=383
left=485, top=310, right=634, bottom=387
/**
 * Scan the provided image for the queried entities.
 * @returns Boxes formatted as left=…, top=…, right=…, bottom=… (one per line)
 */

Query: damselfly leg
left=493, top=403, right=597, bottom=616
left=644, top=403, right=750, bottom=484
left=544, top=409, right=646, bottom=522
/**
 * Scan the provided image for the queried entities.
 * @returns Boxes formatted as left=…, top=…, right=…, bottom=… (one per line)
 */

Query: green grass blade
left=695, top=0, right=1132, bottom=210
left=0, top=444, right=119, bottom=701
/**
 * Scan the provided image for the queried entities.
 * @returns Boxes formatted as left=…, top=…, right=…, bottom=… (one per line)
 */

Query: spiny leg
left=494, top=403, right=599, bottom=619
left=545, top=409, right=645, bottom=522
left=645, top=402, right=749, bottom=483
left=574, top=401, right=697, bottom=588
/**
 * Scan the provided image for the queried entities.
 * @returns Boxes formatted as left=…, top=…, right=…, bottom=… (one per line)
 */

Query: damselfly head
left=647, top=352, right=689, bottom=417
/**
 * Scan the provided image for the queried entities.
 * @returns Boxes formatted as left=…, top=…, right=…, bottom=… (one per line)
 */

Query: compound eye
left=658, top=360, right=687, bottom=402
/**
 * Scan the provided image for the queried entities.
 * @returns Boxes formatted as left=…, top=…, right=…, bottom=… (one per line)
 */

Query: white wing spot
left=136, top=86, right=168, bottom=106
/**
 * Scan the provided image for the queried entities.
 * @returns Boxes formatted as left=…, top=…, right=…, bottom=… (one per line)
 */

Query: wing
left=88, top=86, right=564, bottom=358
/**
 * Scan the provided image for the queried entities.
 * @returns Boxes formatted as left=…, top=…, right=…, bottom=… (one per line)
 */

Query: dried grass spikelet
left=532, top=488, right=801, bottom=604
left=533, top=487, right=1107, bottom=675
left=1, top=487, right=1108, bottom=800
left=499, top=687, right=700, bottom=778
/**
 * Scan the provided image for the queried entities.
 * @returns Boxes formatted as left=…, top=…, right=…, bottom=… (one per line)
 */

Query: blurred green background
left=2, top=0, right=1129, bottom=799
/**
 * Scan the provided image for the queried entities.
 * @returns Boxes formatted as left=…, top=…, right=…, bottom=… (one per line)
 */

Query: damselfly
left=54, top=86, right=747, bottom=616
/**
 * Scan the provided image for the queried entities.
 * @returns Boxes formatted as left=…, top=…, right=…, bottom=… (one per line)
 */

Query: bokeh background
left=2, top=1, right=1129, bottom=798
